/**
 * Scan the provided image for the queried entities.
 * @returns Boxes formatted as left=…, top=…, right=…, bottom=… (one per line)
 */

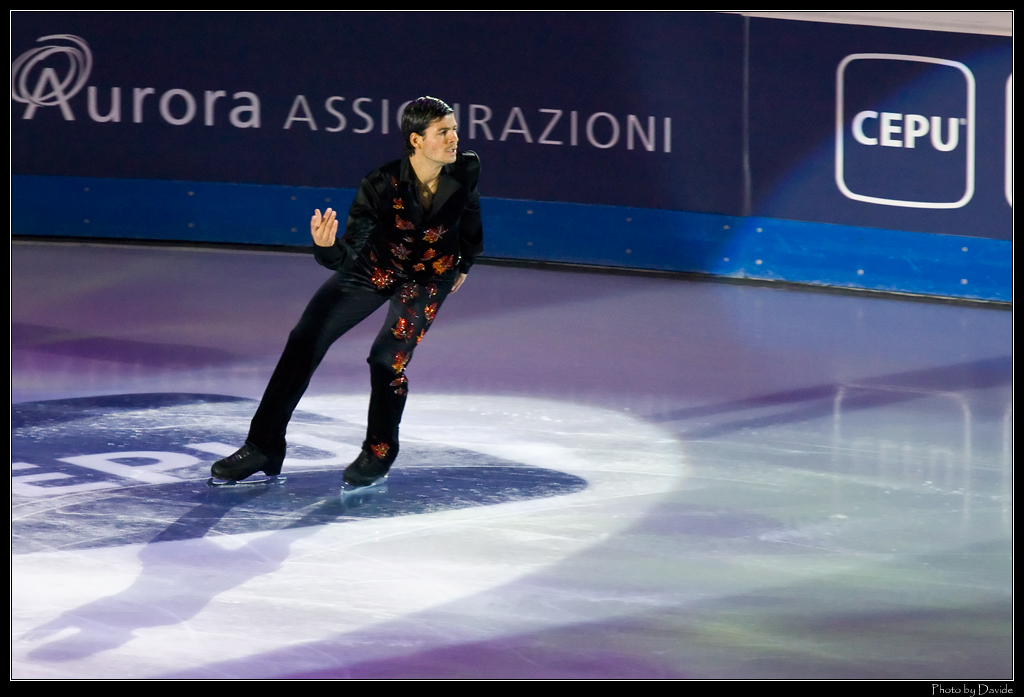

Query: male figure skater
left=211, top=96, right=482, bottom=487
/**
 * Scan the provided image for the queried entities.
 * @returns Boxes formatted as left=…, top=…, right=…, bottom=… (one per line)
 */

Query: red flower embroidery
left=395, top=214, right=414, bottom=231
left=432, top=255, right=455, bottom=275
left=390, top=243, right=411, bottom=260
left=421, top=248, right=437, bottom=261
left=391, top=317, right=415, bottom=340
left=370, top=268, right=394, bottom=289
left=389, top=175, right=399, bottom=189
left=399, top=283, right=420, bottom=302
left=424, top=303, right=438, bottom=323
left=426, top=283, right=438, bottom=297
left=393, top=198, right=404, bottom=210
left=390, top=375, right=408, bottom=395
left=371, top=442, right=390, bottom=459
left=412, top=263, right=426, bottom=273
left=423, top=225, right=447, bottom=243
left=392, top=351, right=410, bottom=374
left=416, top=329, right=426, bottom=345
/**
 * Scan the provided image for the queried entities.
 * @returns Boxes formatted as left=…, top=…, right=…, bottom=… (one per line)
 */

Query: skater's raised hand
left=311, top=208, right=338, bottom=247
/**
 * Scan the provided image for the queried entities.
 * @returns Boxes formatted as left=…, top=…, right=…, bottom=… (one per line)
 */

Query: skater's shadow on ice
left=21, top=486, right=332, bottom=662
left=21, top=466, right=587, bottom=661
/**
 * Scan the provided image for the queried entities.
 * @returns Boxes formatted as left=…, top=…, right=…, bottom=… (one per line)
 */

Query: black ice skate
left=340, top=443, right=394, bottom=504
left=208, top=442, right=286, bottom=487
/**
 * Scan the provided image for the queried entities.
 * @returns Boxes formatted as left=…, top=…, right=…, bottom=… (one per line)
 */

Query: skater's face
left=411, top=114, right=459, bottom=166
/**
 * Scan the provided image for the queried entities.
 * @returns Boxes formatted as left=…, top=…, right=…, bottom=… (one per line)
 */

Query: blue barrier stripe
left=12, top=174, right=1011, bottom=302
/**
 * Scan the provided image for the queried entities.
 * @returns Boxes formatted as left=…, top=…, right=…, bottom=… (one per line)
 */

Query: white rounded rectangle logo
left=835, top=53, right=975, bottom=209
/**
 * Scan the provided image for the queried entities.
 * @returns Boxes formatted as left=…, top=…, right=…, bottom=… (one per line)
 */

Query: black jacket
left=314, top=151, right=483, bottom=287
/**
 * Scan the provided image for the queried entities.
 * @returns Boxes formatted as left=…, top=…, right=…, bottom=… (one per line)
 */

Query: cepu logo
left=849, top=111, right=962, bottom=151
left=12, top=393, right=590, bottom=551
left=835, top=53, right=976, bottom=209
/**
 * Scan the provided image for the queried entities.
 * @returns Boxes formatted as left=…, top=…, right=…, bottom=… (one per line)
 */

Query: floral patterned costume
left=246, top=151, right=483, bottom=462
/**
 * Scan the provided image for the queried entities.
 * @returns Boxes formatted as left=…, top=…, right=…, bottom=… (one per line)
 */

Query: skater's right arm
left=311, top=208, right=338, bottom=247
left=313, top=175, right=385, bottom=271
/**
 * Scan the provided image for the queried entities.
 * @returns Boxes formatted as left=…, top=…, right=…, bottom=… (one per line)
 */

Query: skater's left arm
left=457, top=152, right=483, bottom=277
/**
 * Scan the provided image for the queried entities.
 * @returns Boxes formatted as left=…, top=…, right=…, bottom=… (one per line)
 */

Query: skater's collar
left=400, top=155, right=460, bottom=216
left=400, top=153, right=456, bottom=183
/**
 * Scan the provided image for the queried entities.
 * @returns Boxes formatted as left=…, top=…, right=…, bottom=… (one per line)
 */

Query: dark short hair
left=402, top=96, right=454, bottom=154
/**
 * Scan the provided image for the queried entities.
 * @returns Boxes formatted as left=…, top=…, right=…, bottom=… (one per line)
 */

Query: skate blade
left=340, top=476, right=388, bottom=506
left=207, top=475, right=286, bottom=488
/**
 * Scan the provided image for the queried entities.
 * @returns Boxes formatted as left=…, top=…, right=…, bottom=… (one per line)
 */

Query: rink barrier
left=12, top=174, right=1010, bottom=303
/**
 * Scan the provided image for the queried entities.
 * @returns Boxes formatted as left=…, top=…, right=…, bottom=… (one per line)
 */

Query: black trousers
left=247, top=270, right=456, bottom=459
